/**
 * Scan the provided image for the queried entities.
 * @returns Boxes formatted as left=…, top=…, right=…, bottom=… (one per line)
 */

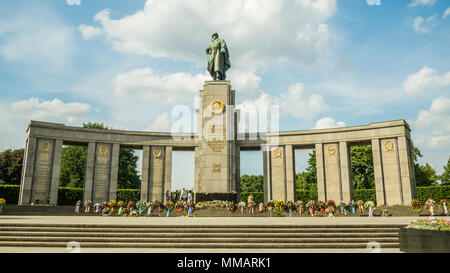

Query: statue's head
left=212, top=32, right=219, bottom=39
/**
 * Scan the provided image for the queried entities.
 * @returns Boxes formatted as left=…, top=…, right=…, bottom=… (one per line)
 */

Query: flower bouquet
left=258, top=202, right=265, bottom=213
left=325, top=206, right=334, bottom=217
left=410, top=199, right=423, bottom=214
left=286, top=201, right=295, bottom=217
left=228, top=201, right=236, bottom=214
left=175, top=201, right=184, bottom=214
left=238, top=201, right=246, bottom=215
left=117, top=201, right=125, bottom=215
left=349, top=200, right=356, bottom=214
left=314, top=209, right=324, bottom=217
left=364, top=201, right=375, bottom=217
left=136, top=200, right=146, bottom=215
left=357, top=200, right=364, bottom=213
left=84, top=200, right=92, bottom=213
left=295, top=200, right=303, bottom=216
left=380, top=206, right=390, bottom=217
left=440, top=200, right=448, bottom=216
left=93, top=203, right=101, bottom=213
left=425, top=198, right=436, bottom=216
left=274, top=200, right=285, bottom=215
left=306, top=200, right=315, bottom=216
left=0, top=198, right=6, bottom=213
left=122, top=208, right=129, bottom=217
left=103, top=207, right=111, bottom=216
left=75, top=200, right=82, bottom=214
left=127, top=201, right=136, bottom=210
left=186, top=200, right=194, bottom=216
left=266, top=200, right=274, bottom=217
left=325, top=200, right=336, bottom=209
left=165, top=201, right=174, bottom=217
left=108, top=200, right=117, bottom=214
left=337, top=201, right=347, bottom=216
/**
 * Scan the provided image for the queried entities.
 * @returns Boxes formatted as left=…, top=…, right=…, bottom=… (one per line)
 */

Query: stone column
left=397, top=136, right=416, bottom=204
left=270, top=146, right=287, bottom=201
left=197, top=81, right=236, bottom=193
left=49, top=139, right=63, bottom=205
left=164, top=146, right=173, bottom=194
left=83, top=142, right=96, bottom=202
left=109, top=143, right=120, bottom=201
left=315, top=143, right=326, bottom=201
left=148, top=146, right=165, bottom=202
left=194, top=146, right=200, bottom=194
left=262, top=148, right=271, bottom=202
left=371, top=138, right=386, bottom=205
left=380, top=138, right=403, bottom=205
left=92, top=143, right=112, bottom=204
left=323, top=143, right=342, bottom=202
left=285, top=145, right=296, bottom=201
left=339, top=141, right=353, bottom=202
left=234, top=145, right=241, bottom=200
left=19, top=136, right=37, bottom=205
left=30, top=138, right=56, bottom=204
left=140, top=145, right=151, bottom=201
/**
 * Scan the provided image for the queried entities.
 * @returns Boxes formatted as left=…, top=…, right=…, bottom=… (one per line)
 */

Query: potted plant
left=399, top=218, right=450, bottom=253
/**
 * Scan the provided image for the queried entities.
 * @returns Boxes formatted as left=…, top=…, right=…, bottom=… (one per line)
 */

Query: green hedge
left=416, top=185, right=450, bottom=204
left=240, top=192, right=264, bottom=204
left=2, top=184, right=450, bottom=206
left=116, top=189, right=140, bottom=202
left=57, top=187, right=83, bottom=205
left=0, top=185, right=20, bottom=204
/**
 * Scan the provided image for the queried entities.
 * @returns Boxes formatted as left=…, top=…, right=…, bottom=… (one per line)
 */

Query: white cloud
left=408, top=0, right=436, bottom=7
left=66, top=0, right=81, bottom=6
left=410, top=96, right=450, bottom=148
left=114, top=68, right=209, bottom=105
left=313, top=117, right=346, bottom=129
left=403, top=66, right=450, bottom=95
left=10, top=98, right=91, bottom=124
left=409, top=15, right=438, bottom=33
left=276, top=83, right=328, bottom=119
left=79, top=0, right=336, bottom=68
left=145, top=113, right=175, bottom=132
left=0, top=10, right=74, bottom=69
left=78, top=25, right=103, bottom=39
left=236, top=82, right=328, bottom=132
left=444, top=8, right=450, bottom=19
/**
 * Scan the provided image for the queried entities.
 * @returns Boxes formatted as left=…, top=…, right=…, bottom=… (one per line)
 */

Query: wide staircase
left=0, top=223, right=401, bottom=249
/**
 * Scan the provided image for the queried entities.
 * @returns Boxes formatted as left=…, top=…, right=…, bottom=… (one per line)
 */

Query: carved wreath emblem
left=273, top=147, right=283, bottom=158
left=209, top=100, right=224, bottom=115
left=384, top=140, right=394, bottom=152
left=327, top=145, right=336, bottom=155
left=99, top=145, right=108, bottom=156
left=40, top=140, right=51, bottom=152
left=153, top=148, right=162, bottom=158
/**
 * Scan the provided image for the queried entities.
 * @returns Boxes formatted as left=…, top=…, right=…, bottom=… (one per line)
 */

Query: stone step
left=0, top=226, right=400, bottom=233
left=0, top=223, right=403, bottom=228
left=0, top=231, right=398, bottom=238
left=0, top=241, right=400, bottom=248
left=0, top=236, right=399, bottom=244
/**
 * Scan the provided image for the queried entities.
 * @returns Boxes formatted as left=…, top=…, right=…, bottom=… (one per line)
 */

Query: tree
left=0, top=149, right=24, bottom=185
left=439, top=157, right=450, bottom=185
left=240, top=174, right=264, bottom=192
left=411, top=142, right=438, bottom=187
left=296, top=150, right=317, bottom=191
left=59, top=122, right=141, bottom=189
left=59, top=146, right=86, bottom=188
left=350, top=145, right=374, bottom=189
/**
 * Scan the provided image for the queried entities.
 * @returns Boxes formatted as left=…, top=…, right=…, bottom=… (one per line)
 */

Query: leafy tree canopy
left=0, top=149, right=24, bottom=185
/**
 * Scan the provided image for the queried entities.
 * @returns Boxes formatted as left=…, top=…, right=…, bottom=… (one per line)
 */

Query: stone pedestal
left=195, top=81, right=239, bottom=193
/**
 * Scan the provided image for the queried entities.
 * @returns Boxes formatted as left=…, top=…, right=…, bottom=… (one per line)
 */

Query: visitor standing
left=165, top=190, right=170, bottom=203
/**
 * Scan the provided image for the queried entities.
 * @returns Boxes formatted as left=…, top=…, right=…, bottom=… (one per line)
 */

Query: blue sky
left=0, top=0, right=449, bottom=190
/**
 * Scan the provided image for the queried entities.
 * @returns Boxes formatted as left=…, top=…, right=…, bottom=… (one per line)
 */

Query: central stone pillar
left=195, top=81, right=238, bottom=193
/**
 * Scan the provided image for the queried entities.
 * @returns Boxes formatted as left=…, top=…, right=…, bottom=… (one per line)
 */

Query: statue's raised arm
left=206, top=32, right=231, bottom=81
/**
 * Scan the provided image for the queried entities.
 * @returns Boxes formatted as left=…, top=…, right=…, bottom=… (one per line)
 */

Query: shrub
left=116, top=189, right=141, bottom=203
left=0, top=185, right=20, bottom=204
left=416, top=185, right=450, bottom=204
left=57, top=187, right=83, bottom=205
